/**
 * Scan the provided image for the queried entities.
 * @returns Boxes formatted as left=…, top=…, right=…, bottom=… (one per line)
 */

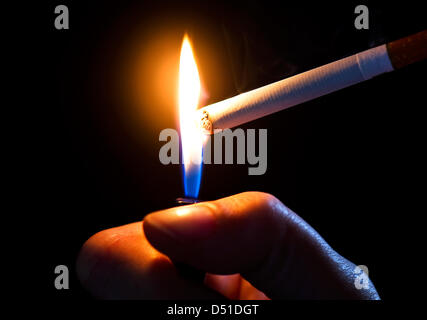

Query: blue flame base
left=183, top=163, right=202, bottom=199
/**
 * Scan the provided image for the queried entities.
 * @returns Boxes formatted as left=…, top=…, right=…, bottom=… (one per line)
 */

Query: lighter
left=172, top=197, right=206, bottom=283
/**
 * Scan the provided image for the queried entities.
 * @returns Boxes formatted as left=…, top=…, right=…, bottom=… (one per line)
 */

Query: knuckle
left=247, top=191, right=288, bottom=231
left=246, top=191, right=283, bottom=212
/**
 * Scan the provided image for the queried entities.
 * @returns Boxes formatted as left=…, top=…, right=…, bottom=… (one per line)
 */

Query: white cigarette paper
left=197, top=44, right=394, bottom=130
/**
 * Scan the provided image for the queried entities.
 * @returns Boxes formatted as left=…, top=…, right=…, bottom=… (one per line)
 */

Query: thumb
left=143, top=192, right=379, bottom=300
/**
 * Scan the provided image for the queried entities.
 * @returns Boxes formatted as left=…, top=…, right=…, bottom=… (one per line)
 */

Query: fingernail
left=145, top=204, right=216, bottom=242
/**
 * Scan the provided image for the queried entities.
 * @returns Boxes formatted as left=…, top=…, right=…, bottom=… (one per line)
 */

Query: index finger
left=76, top=221, right=223, bottom=299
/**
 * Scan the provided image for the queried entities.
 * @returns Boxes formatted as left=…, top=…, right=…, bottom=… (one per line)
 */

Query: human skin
left=76, top=192, right=380, bottom=299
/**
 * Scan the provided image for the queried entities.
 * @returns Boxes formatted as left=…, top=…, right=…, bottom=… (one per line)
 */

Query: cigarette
left=198, top=30, right=426, bottom=132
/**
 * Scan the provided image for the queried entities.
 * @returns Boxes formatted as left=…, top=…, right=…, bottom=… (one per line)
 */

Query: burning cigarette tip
left=199, top=110, right=213, bottom=134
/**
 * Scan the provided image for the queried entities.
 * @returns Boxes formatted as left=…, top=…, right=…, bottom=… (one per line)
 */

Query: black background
left=22, top=0, right=425, bottom=301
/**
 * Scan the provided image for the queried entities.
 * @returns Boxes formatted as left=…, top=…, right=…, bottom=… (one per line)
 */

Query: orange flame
left=179, top=35, right=203, bottom=178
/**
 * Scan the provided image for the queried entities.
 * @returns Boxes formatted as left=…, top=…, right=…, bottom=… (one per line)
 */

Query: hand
left=76, top=192, right=380, bottom=299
